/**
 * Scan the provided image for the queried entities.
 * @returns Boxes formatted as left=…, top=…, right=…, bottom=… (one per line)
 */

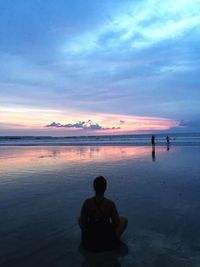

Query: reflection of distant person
left=151, top=135, right=155, bottom=146
left=79, top=176, right=128, bottom=252
left=152, top=146, right=156, bottom=162
left=167, top=144, right=170, bottom=151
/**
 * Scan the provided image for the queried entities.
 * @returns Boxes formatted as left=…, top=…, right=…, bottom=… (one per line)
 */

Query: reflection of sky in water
left=0, top=146, right=200, bottom=266
left=0, top=146, right=165, bottom=175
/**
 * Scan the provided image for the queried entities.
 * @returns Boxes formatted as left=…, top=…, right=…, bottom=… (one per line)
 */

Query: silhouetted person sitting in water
left=79, top=176, right=128, bottom=252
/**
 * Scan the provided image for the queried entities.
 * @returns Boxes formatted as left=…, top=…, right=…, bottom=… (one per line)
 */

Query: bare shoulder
left=104, top=198, right=117, bottom=208
left=82, top=197, right=94, bottom=207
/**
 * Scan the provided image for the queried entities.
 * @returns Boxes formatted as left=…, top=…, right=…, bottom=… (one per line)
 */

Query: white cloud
left=63, top=0, right=200, bottom=54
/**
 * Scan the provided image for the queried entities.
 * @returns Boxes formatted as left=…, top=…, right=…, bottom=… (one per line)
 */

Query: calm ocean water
left=0, top=145, right=200, bottom=266
left=0, top=132, right=200, bottom=146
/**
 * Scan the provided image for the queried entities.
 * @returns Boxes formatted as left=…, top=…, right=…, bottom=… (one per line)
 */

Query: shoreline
left=0, top=142, right=200, bottom=146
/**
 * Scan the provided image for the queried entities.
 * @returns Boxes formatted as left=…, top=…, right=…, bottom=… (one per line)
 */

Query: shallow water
left=0, top=145, right=200, bottom=267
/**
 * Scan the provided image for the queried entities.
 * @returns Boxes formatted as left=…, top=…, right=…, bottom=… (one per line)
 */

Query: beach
left=1, top=144, right=200, bottom=266
left=1, top=0, right=200, bottom=265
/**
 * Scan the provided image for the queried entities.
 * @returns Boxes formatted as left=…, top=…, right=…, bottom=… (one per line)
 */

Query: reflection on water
left=79, top=242, right=128, bottom=267
left=1, top=145, right=200, bottom=266
left=152, top=146, right=156, bottom=162
left=167, top=143, right=170, bottom=151
left=0, top=146, right=165, bottom=174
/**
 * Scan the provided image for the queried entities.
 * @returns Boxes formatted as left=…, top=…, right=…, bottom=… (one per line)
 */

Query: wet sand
left=0, top=145, right=200, bottom=266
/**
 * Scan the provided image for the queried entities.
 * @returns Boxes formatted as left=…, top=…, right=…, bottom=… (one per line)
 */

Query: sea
left=0, top=132, right=200, bottom=146
left=0, top=133, right=200, bottom=266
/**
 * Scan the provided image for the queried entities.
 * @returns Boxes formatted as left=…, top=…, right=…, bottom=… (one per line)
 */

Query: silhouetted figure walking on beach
left=166, top=136, right=170, bottom=144
left=151, top=135, right=155, bottom=146
left=166, top=136, right=170, bottom=151
left=79, top=176, right=128, bottom=252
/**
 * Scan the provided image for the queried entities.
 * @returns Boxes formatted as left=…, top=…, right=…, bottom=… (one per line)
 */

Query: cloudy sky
left=0, top=0, right=200, bottom=136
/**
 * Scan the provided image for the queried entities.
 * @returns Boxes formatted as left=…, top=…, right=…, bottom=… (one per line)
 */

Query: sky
left=0, top=0, right=200, bottom=136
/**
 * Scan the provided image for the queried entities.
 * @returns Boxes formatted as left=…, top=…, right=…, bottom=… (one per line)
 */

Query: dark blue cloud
left=46, top=120, right=120, bottom=130
left=179, top=119, right=200, bottom=131
left=0, top=0, right=126, bottom=58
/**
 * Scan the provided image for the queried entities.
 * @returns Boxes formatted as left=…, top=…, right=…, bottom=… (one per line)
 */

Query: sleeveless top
left=81, top=198, right=120, bottom=252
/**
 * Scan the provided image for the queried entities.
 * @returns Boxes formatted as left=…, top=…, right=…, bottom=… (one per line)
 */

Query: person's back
left=80, top=196, right=119, bottom=251
left=79, top=176, right=128, bottom=252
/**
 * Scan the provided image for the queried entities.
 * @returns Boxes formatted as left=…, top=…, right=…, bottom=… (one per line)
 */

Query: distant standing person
left=166, top=136, right=170, bottom=151
left=166, top=136, right=170, bottom=144
left=79, top=176, right=128, bottom=252
left=151, top=135, right=155, bottom=146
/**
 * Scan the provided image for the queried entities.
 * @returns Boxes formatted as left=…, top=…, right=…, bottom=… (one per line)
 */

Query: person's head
left=93, top=176, right=107, bottom=195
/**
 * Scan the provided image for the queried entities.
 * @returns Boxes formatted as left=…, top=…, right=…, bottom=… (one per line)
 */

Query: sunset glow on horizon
left=0, top=106, right=179, bottom=136
left=0, top=0, right=200, bottom=135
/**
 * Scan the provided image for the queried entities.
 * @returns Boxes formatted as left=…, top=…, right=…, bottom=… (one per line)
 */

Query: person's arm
left=79, top=200, right=88, bottom=227
left=110, top=201, right=120, bottom=228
